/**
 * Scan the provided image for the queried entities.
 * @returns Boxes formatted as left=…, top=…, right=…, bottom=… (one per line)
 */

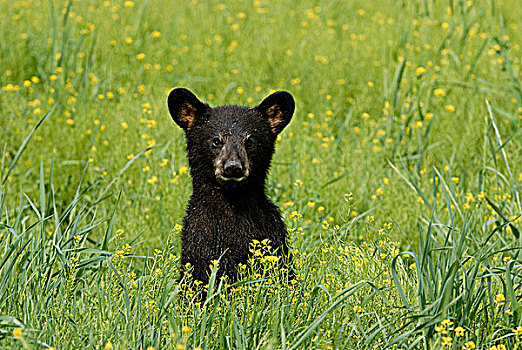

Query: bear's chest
left=183, top=195, right=284, bottom=251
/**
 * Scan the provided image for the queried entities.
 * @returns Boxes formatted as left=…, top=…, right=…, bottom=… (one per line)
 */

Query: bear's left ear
left=255, top=91, right=295, bottom=135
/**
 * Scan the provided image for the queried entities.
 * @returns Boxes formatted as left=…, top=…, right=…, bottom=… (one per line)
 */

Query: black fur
left=167, top=88, right=295, bottom=285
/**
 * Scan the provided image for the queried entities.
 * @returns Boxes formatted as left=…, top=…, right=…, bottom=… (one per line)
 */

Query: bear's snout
left=223, top=160, right=244, bottom=178
left=217, top=156, right=249, bottom=182
left=214, top=138, right=250, bottom=183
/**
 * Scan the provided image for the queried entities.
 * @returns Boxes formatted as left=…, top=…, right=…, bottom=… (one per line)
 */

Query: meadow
left=0, top=0, right=521, bottom=348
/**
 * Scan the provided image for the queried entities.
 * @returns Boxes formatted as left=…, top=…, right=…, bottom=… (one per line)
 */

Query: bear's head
left=167, top=88, right=294, bottom=191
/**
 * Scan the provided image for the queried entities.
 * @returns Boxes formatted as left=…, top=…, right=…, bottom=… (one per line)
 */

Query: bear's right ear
left=167, top=88, right=208, bottom=131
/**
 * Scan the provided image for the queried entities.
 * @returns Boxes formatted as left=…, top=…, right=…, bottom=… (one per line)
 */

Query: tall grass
left=0, top=114, right=520, bottom=348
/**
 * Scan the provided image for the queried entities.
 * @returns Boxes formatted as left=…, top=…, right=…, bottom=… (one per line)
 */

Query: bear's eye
left=245, top=137, right=254, bottom=149
left=211, top=137, right=222, bottom=149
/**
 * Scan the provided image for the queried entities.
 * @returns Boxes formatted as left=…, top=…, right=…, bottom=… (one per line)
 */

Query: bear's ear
left=167, top=88, right=208, bottom=131
left=255, top=91, right=295, bottom=135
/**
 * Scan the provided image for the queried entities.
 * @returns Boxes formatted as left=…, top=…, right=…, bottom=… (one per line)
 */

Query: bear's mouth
left=216, top=169, right=250, bottom=183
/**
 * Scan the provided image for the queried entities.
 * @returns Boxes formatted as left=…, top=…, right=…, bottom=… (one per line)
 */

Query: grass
left=0, top=0, right=521, bottom=349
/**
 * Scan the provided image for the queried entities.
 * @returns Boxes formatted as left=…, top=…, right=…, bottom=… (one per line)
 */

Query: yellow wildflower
left=463, top=341, right=476, bottom=349
left=434, top=88, right=446, bottom=97
left=12, top=328, right=23, bottom=339
left=442, top=336, right=453, bottom=346
left=445, top=105, right=455, bottom=112
left=454, top=326, right=465, bottom=337
left=415, top=66, right=427, bottom=75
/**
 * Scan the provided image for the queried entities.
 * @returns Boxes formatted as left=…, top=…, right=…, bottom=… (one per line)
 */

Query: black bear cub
left=167, top=88, right=295, bottom=286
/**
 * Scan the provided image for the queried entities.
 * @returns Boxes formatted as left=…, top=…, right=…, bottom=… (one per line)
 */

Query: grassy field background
left=1, top=0, right=521, bottom=349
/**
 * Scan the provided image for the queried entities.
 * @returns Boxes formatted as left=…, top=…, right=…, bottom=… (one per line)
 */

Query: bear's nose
left=223, top=160, right=243, bottom=178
